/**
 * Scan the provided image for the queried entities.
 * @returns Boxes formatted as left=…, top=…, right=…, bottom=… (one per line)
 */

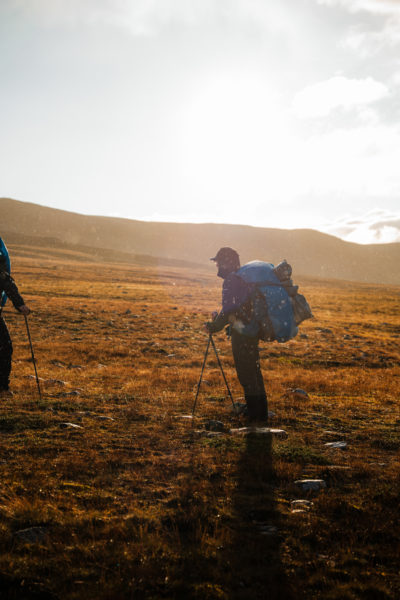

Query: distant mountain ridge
left=2, top=197, right=400, bottom=285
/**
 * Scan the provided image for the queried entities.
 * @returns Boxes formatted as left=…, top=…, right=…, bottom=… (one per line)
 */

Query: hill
left=2, top=197, right=400, bottom=284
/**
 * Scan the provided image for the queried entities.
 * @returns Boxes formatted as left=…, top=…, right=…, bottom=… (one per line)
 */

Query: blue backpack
left=0, top=237, right=11, bottom=307
left=236, top=260, right=299, bottom=343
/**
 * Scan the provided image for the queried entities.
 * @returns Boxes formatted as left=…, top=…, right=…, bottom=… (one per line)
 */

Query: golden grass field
left=1, top=248, right=399, bottom=599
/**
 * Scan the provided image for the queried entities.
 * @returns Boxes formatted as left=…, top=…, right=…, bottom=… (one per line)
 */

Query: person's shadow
left=170, top=427, right=295, bottom=599
left=224, top=430, right=295, bottom=599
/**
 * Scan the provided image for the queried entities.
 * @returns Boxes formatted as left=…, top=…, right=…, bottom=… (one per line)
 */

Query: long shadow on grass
left=165, top=428, right=294, bottom=600
left=226, top=431, right=294, bottom=599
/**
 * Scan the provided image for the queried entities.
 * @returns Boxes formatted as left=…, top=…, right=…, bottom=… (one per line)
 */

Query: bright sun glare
left=178, top=74, right=297, bottom=215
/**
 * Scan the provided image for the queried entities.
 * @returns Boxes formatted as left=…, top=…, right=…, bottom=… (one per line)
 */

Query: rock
left=14, top=526, right=49, bottom=543
left=63, top=390, right=81, bottom=396
left=291, top=499, right=313, bottom=511
left=176, top=415, right=194, bottom=419
left=232, top=402, right=247, bottom=415
left=324, top=441, right=347, bottom=449
left=45, top=379, right=66, bottom=385
left=204, top=420, right=225, bottom=432
left=258, top=525, right=278, bottom=536
left=230, top=427, right=288, bottom=439
left=295, top=479, right=326, bottom=492
left=59, top=422, right=83, bottom=429
left=268, top=411, right=276, bottom=418
left=284, top=388, right=309, bottom=400
left=96, top=415, right=115, bottom=421
left=194, top=430, right=224, bottom=438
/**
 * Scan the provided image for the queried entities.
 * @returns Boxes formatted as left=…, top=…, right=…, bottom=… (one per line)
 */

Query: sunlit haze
left=1, top=0, right=400, bottom=244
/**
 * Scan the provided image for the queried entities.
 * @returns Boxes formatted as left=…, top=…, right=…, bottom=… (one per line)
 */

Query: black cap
left=210, top=247, right=240, bottom=263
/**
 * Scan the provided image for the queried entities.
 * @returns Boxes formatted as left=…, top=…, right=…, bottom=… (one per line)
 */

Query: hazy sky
left=1, top=0, right=400, bottom=243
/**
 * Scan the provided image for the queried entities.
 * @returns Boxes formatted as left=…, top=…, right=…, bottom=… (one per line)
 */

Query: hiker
left=0, top=248, right=30, bottom=396
left=204, top=247, right=268, bottom=422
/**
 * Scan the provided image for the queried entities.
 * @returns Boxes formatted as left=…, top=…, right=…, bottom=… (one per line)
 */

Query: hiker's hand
left=203, top=322, right=211, bottom=334
left=211, top=311, right=218, bottom=320
left=18, top=305, right=31, bottom=316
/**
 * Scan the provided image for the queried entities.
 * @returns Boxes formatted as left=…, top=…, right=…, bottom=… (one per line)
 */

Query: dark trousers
left=0, top=315, right=12, bottom=390
left=231, top=329, right=267, bottom=420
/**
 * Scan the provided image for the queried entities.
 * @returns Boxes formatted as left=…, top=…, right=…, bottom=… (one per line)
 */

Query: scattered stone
left=291, top=499, right=313, bottom=508
left=284, top=388, right=309, bottom=400
left=96, top=415, right=115, bottom=421
left=268, top=411, right=276, bottom=418
left=324, top=441, right=347, bottom=449
left=204, top=420, right=225, bottom=432
left=194, top=430, right=224, bottom=438
left=230, top=427, right=288, bottom=439
left=59, top=422, right=83, bottom=429
left=258, top=525, right=278, bottom=536
left=50, top=360, right=65, bottom=368
left=232, top=401, right=246, bottom=415
left=14, top=526, right=49, bottom=543
left=177, top=415, right=194, bottom=419
left=45, top=379, right=66, bottom=385
left=300, top=333, right=309, bottom=339
left=295, top=479, right=326, bottom=492
left=291, top=500, right=313, bottom=512
left=63, top=390, right=81, bottom=396
left=343, top=334, right=352, bottom=340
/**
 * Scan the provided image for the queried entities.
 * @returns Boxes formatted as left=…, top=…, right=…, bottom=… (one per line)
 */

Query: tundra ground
left=0, top=251, right=399, bottom=599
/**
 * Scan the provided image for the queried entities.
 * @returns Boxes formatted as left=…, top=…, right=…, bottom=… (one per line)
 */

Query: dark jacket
left=0, top=270, right=25, bottom=311
left=207, top=271, right=253, bottom=334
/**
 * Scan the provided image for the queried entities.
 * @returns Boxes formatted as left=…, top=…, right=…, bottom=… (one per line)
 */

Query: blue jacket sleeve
left=207, top=273, right=251, bottom=333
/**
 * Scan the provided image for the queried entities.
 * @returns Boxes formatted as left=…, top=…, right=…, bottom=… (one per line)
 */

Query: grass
left=0, top=249, right=399, bottom=599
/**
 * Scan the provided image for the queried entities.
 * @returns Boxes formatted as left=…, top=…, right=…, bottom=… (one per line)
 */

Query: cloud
left=323, top=209, right=400, bottom=243
left=316, top=0, right=400, bottom=16
left=6, top=0, right=297, bottom=36
left=292, top=76, right=389, bottom=118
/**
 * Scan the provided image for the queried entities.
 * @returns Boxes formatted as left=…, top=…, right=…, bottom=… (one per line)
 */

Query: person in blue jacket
left=204, top=247, right=268, bottom=422
left=0, top=250, right=31, bottom=395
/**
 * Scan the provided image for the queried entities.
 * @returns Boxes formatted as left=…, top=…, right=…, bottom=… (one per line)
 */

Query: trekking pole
left=24, top=315, right=42, bottom=402
left=191, top=334, right=211, bottom=417
left=209, top=334, right=235, bottom=409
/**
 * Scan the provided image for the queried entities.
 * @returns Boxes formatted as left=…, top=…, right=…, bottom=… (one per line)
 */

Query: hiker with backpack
left=204, top=247, right=312, bottom=422
left=204, top=247, right=269, bottom=422
left=0, top=239, right=31, bottom=396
